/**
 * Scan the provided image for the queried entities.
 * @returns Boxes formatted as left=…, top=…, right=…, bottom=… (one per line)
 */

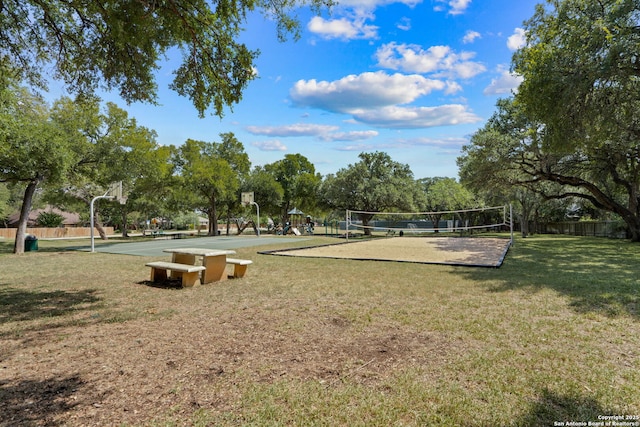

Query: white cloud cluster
left=246, top=123, right=339, bottom=137
left=321, top=130, right=380, bottom=141
left=462, top=30, right=481, bottom=44
left=507, top=28, right=526, bottom=51
left=333, top=135, right=468, bottom=152
left=307, top=0, right=423, bottom=41
left=267, top=0, right=487, bottom=136
left=290, top=71, right=481, bottom=128
left=350, top=105, right=481, bottom=129
left=335, top=0, right=422, bottom=10
left=247, top=125, right=379, bottom=149
left=252, top=140, right=288, bottom=151
left=433, top=0, right=472, bottom=15
left=291, top=71, right=450, bottom=112
left=375, top=42, right=486, bottom=79
left=483, top=67, right=523, bottom=96
left=308, top=12, right=378, bottom=40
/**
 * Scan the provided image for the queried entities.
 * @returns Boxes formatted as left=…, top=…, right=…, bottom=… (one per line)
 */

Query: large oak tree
left=0, top=85, right=71, bottom=253
left=461, top=0, right=640, bottom=241
left=320, top=151, right=421, bottom=235
left=0, top=0, right=331, bottom=117
left=264, top=154, right=322, bottom=223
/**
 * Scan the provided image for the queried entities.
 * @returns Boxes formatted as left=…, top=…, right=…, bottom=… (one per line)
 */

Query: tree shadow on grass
left=0, top=240, right=71, bottom=254
left=515, top=388, right=613, bottom=426
left=137, top=279, right=184, bottom=290
left=458, top=236, right=640, bottom=319
left=0, top=284, right=102, bottom=325
left=0, top=375, right=100, bottom=426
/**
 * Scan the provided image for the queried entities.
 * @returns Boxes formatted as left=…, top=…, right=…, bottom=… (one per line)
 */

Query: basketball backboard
left=241, top=192, right=254, bottom=206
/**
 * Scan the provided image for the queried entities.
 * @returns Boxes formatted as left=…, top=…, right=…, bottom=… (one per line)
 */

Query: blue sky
left=70, top=0, right=539, bottom=180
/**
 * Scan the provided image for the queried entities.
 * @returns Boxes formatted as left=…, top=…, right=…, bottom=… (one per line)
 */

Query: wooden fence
left=0, top=227, right=115, bottom=239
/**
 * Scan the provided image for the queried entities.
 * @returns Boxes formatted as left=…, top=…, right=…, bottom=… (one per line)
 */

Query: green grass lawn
left=0, top=234, right=639, bottom=426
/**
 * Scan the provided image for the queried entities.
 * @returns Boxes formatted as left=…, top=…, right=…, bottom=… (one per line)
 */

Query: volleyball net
left=345, top=205, right=513, bottom=240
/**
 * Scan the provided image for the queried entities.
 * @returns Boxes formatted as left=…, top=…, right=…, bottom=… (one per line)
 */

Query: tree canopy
left=173, top=137, right=247, bottom=235
left=0, top=0, right=331, bottom=117
left=264, top=154, right=322, bottom=222
left=0, top=85, right=70, bottom=252
left=320, top=151, right=421, bottom=234
left=460, top=0, right=640, bottom=241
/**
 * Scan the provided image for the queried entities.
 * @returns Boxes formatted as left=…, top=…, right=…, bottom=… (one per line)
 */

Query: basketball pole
left=90, top=191, right=115, bottom=253
left=251, top=201, right=260, bottom=237
left=241, top=192, right=259, bottom=237
left=345, top=210, right=349, bottom=242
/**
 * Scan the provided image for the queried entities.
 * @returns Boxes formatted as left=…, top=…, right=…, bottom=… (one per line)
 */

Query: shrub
left=36, top=211, right=64, bottom=227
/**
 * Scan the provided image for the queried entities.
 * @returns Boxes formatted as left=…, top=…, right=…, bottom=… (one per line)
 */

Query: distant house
left=7, top=206, right=81, bottom=227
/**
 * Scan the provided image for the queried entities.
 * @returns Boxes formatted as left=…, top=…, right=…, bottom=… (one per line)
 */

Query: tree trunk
left=121, top=206, right=129, bottom=238
left=360, top=213, right=374, bottom=236
left=429, top=214, right=442, bottom=233
left=13, top=180, right=39, bottom=254
left=225, top=208, right=232, bottom=236
left=207, top=207, right=218, bottom=236
left=93, top=210, right=108, bottom=240
left=622, top=214, right=640, bottom=242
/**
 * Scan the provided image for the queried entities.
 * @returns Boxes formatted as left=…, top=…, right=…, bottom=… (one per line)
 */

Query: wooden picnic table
left=163, top=248, right=236, bottom=283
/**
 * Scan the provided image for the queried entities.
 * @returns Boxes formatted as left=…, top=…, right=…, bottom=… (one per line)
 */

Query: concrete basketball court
left=82, top=236, right=304, bottom=257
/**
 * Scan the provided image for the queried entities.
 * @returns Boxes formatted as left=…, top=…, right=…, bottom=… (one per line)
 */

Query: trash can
left=25, top=235, right=38, bottom=251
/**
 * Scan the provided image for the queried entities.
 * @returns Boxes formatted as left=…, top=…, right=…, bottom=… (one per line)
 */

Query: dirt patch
left=0, top=304, right=464, bottom=426
left=263, top=236, right=511, bottom=267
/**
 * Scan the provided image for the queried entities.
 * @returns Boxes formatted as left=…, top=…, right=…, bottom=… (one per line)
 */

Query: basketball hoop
left=241, top=191, right=254, bottom=207
left=107, top=181, right=127, bottom=205
left=241, top=191, right=260, bottom=236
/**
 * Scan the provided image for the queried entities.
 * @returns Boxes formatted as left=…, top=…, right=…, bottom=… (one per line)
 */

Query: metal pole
left=251, top=202, right=260, bottom=237
left=90, top=194, right=115, bottom=253
left=90, top=197, right=96, bottom=253
left=345, top=210, right=349, bottom=242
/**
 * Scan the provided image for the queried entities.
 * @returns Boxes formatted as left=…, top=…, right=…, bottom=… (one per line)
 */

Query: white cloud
left=336, top=0, right=422, bottom=9
left=246, top=123, right=339, bottom=137
left=483, top=67, right=523, bottom=95
left=252, top=140, right=288, bottom=151
left=375, top=42, right=486, bottom=79
left=395, top=136, right=469, bottom=149
left=308, top=15, right=378, bottom=40
left=462, top=30, right=481, bottom=44
left=434, top=0, right=472, bottom=15
left=507, top=28, right=526, bottom=51
left=333, top=135, right=469, bottom=152
left=289, top=71, right=480, bottom=129
left=290, top=71, right=448, bottom=112
left=335, top=143, right=373, bottom=152
left=397, top=17, right=411, bottom=31
left=321, top=130, right=379, bottom=141
left=349, top=105, right=482, bottom=128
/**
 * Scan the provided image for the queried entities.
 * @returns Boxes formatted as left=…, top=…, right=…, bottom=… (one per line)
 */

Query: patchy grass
left=0, top=234, right=639, bottom=426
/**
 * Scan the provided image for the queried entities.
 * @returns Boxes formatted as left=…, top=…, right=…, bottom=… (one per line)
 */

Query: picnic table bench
left=225, top=258, right=253, bottom=278
left=145, top=261, right=206, bottom=287
left=163, top=248, right=236, bottom=283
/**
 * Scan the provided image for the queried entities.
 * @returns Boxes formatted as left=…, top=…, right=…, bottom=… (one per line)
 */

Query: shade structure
left=287, top=207, right=304, bottom=227
left=287, top=207, right=304, bottom=215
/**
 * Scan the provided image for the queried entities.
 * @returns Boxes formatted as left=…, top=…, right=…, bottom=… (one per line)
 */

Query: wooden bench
left=225, top=258, right=253, bottom=278
left=146, top=261, right=206, bottom=287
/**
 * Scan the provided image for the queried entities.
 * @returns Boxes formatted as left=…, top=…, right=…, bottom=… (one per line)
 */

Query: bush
left=36, top=211, right=65, bottom=227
